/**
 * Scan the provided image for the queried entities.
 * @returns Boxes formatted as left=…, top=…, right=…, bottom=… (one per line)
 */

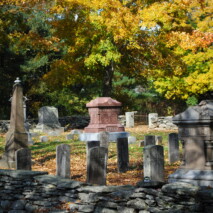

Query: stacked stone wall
left=0, top=169, right=213, bottom=213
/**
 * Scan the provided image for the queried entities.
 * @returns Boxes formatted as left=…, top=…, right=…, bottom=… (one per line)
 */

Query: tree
left=140, top=0, right=213, bottom=101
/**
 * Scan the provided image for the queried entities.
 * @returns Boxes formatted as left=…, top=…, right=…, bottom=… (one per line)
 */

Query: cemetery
left=0, top=79, right=212, bottom=212
left=0, top=1, right=212, bottom=212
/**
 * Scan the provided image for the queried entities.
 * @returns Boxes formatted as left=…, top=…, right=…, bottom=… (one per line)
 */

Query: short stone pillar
left=148, top=113, right=158, bottom=129
left=169, top=100, right=213, bottom=187
left=168, top=133, right=179, bottom=164
left=125, top=112, right=136, bottom=128
left=84, top=97, right=124, bottom=133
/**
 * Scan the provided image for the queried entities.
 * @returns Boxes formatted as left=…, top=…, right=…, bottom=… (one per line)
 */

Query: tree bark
left=102, top=63, right=114, bottom=97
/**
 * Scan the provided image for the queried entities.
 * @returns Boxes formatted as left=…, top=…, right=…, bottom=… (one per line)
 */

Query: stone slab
left=168, top=169, right=213, bottom=187
left=79, top=132, right=129, bottom=142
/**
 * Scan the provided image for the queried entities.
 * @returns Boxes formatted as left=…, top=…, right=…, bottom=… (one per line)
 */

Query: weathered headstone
left=117, top=137, right=129, bottom=173
left=87, top=147, right=108, bottom=185
left=143, top=145, right=164, bottom=182
left=40, top=136, right=48, bottom=142
left=35, top=106, right=64, bottom=134
left=15, top=148, right=31, bottom=170
left=155, top=135, right=163, bottom=145
left=168, top=133, right=179, bottom=164
left=128, top=136, right=137, bottom=144
left=66, top=133, right=73, bottom=140
left=148, top=113, right=158, bottom=128
left=125, top=112, right=135, bottom=128
left=99, top=131, right=110, bottom=149
left=56, top=144, right=71, bottom=178
left=0, top=78, right=28, bottom=168
left=144, top=135, right=156, bottom=146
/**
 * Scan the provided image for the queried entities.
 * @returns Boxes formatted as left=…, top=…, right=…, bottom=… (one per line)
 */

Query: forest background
left=0, top=0, right=212, bottom=119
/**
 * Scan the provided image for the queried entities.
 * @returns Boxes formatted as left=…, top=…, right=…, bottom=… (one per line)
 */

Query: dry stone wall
left=0, top=169, right=213, bottom=213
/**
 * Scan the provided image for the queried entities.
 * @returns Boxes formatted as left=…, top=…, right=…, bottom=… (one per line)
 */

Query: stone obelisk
left=0, top=78, right=28, bottom=168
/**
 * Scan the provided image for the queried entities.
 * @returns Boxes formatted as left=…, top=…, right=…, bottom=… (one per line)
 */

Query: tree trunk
left=102, top=63, right=114, bottom=97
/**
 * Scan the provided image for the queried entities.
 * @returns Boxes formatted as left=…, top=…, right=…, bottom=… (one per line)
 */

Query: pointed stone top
left=86, top=97, right=122, bottom=108
left=173, top=100, right=213, bottom=124
left=14, top=77, right=21, bottom=85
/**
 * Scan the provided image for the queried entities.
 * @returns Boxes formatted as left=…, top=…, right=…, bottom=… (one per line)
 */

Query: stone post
left=56, top=144, right=71, bottom=178
left=117, top=137, right=129, bottom=173
left=125, top=112, right=135, bottom=128
left=168, top=133, right=179, bottom=164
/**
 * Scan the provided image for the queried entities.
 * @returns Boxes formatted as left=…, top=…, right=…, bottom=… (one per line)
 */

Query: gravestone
left=144, top=135, right=156, bottom=146
left=143, top=145, right=164, bottom=182
left=0, top=78, right=28, bottom=168
left=155, top=135, right=163, bottom=145
left=15, top=148, right=31, bottom=170
left=35, top=106, right=64, bottom=134
left=117, top=137, right=129, bottom=173
left=125, top=112, right=135, bottom=128
left=148, top=113, right=158, bottom=128
left=87, top=147, right=108, bottom=185
left=128, top=136, right=137, bottom=144
left=40, top=136, right=48, bottom=142
left=99, top=131, right=110, bottom=149
left=168, top=133, right=179, bottom=164
left=56, top=144, right=70, bottom=178
left=169, top=100, right=213, bottom=187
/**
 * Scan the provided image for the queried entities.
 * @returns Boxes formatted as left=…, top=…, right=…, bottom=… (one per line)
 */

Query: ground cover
left=0, top=125, right=181, bottom=186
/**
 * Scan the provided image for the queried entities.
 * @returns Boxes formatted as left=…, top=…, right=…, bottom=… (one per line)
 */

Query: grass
left=0, top=125, right=181, bottom=186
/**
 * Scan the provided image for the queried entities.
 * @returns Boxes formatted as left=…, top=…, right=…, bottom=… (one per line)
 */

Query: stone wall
left=148, top=113, right=177, bottom=130
left=0, top=169, right=213, bottom=213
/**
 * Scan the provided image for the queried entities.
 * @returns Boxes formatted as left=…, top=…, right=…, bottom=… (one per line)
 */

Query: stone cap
left=173, top=100, right=213, bottom=124
left=86, top=97, right=122, bottom=108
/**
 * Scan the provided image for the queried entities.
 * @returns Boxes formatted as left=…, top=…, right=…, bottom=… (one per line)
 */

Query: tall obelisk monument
left=0, top=78, right=28, bottom=168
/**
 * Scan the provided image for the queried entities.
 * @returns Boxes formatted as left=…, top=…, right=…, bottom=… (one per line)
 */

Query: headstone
left=56, top=144, right=71, bottom=178
left=66, top=133, right=73, bottom=140
left=86, top=141, right=100, bottom=179
left=0, top=78, right=28, bottom=168
left=15, top=148, right=31, bottom=170
left=139, top=140, right=144, bottom=147
left=40, top=136, right=48, bottom=142
left=168, top=133, right=179, bottom=164
left=128, top=136, right=136, bottom=144
left=99, top=131, right=110, bottom=149
left=87, top=147, right=108, bottom=185
left=125, top=112, right=135, bottom=128
left=84, top=97, right=125, bottom=133
left=155, top=135, right=163, bottom=145
left=117, top=137, right=129, bottom=173
left=144, top=135, right=156, bottom=146
left=143, top=145, right=164, bottom=182
left=35, top=106, right=64, bottom=134
left=148, top=113, right=158, bottom=128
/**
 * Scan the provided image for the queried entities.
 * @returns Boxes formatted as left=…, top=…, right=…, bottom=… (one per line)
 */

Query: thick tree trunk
left=102, top=63, right=114, bottom=97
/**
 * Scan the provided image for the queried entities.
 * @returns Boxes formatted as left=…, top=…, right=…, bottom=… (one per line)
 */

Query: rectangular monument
left=15, top=148, right=31, bottom=170
left=168, top=133, right=179, bottom=164
left=169, top=100, right=213, bottom=187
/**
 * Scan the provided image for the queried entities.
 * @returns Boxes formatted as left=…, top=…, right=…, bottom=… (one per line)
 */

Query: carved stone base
left=168, top=169, right=213, bottom=187
left=79, top=132, right=129, bottom=142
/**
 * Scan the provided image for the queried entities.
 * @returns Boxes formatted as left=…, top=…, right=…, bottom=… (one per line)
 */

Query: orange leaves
left=167, top=30, right=213, bottom=52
